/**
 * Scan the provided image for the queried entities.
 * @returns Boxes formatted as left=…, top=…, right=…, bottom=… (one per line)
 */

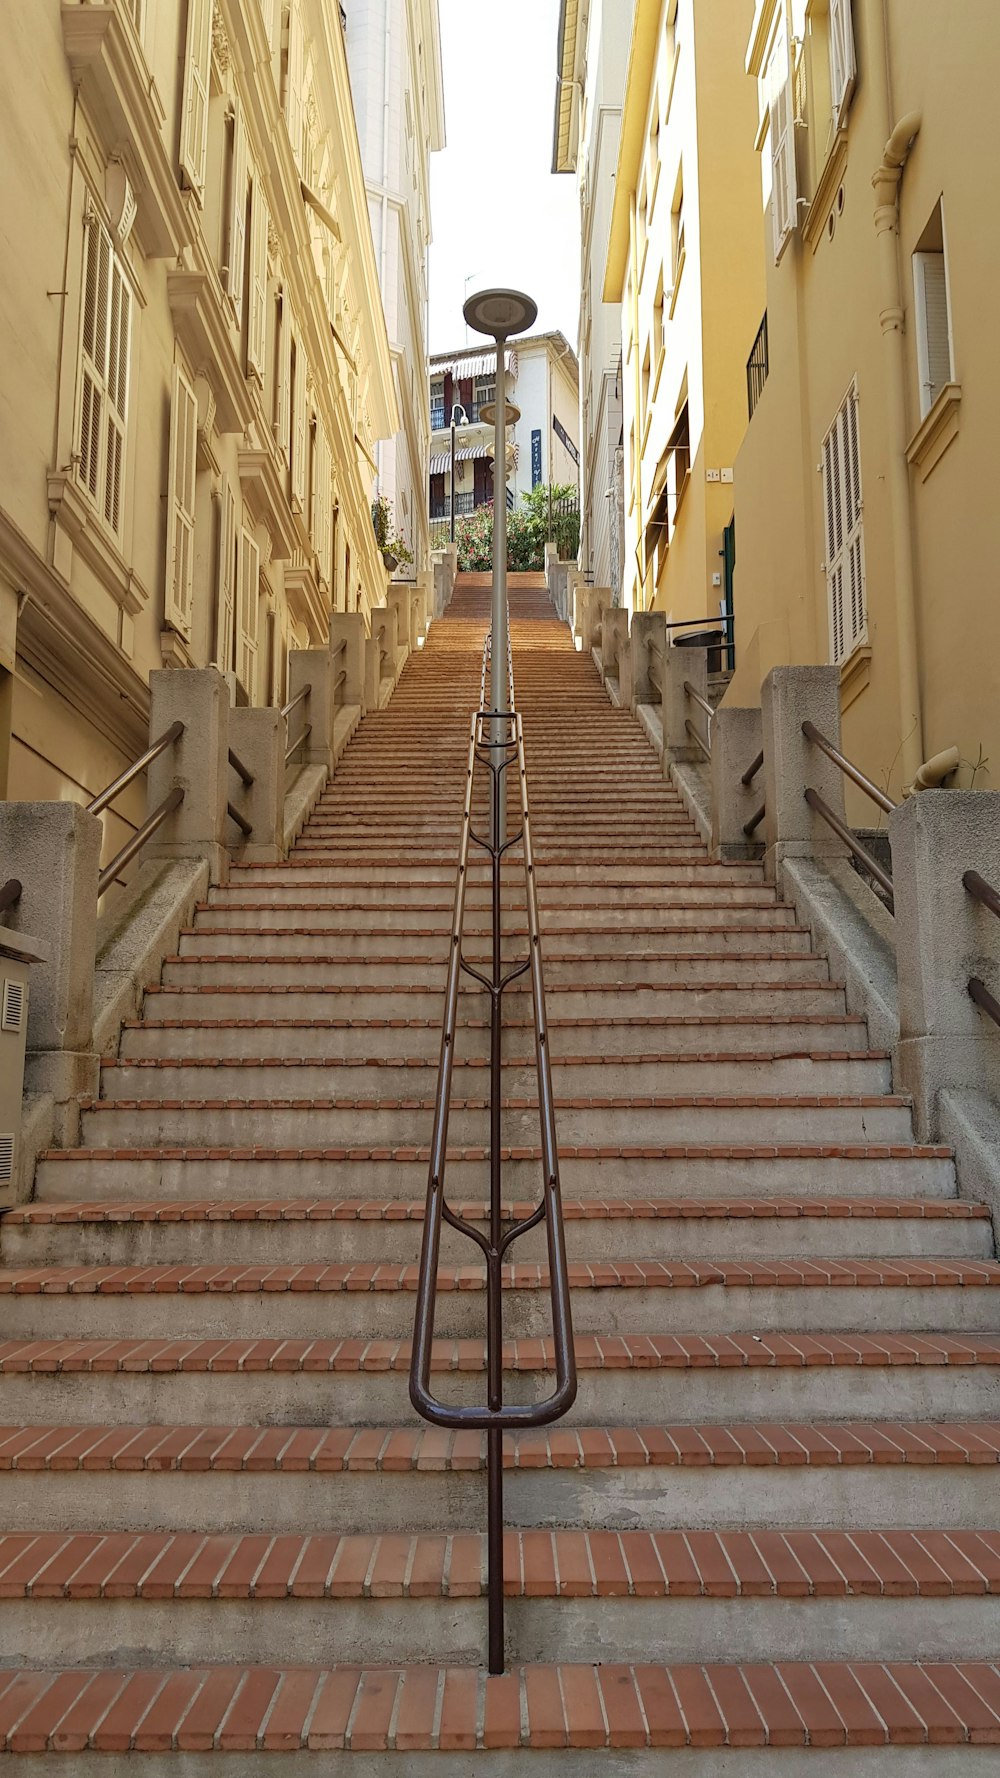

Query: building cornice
left=603, top=0, right=661, bottom=301
left=552, top=0, right=582, bottom=174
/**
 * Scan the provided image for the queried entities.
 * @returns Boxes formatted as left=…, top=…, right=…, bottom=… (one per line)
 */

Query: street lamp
left=462, top=288, right=537, bottom=749
left=449, top=403, right=467, bottom=544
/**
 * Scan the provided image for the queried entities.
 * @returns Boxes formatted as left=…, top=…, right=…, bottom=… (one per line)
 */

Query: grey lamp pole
left=449, top=403, right=467, bottom=544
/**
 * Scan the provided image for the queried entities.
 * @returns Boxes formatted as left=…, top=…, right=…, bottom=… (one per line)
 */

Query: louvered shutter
left=277, top=294, right=292, bottom=461
left=215, top=480, right=237, bottom=671
left=247, top=176, right=269, bottom=382
left=914, top=252, right=952, bottom=416
left=768, top=6, right=797, bottom=262
left=313, top=423, right=332, bottom=584
left=822, top=384, right=865, bottom=665
left=165, top=363, right=198, bottom=636
left=259, top=0, right=278, bottom=53
left=124, top=0, right=144, bottom=37
left=180, top=0, right=211, bottom=202
left=237, top=525, right=260, bottom=702
left=829, top=0, right=857, bottom=122
left=286, top=2, right=304, bottom=171
left=292, top=344, right=308, bottom=510
left=103, top=258, right=131, bottom=538
left=79, top=217, right=111, bottom=507
left=227, top=105, right=249, bottom=319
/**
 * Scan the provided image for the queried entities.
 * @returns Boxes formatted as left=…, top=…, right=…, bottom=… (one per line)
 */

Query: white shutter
left=913, top=251, right=953, bottom=416
left=227, top=105, right=249, bottom=319
left=123, top=0, right=144, bottom=38
left=277, top=293, right=292, bottom=461
left=259, top=0, right=278, bottom=54
left=165, top=363, right=198, bottom=636
left=180, top=0, right=211, bottom=202
left=78, top=216, right=130, bottom=539
left=313, top=423, right=332, bottom=584
left=215, top=480, right=237, bottom=671
left=291, top=343, right=308, bottom=510
left=237, top=525, right=261, bottom=701
left=822, top=383, right=865, bottom=665
left=285, top=2, right=305, bottom=171
left=247, top=175, right=269, bottom=383
left=829, top=0, right=857, bottom=123
left=103, top=258, right=130, bottom=538
left=768, top=7, right=798, bottom=263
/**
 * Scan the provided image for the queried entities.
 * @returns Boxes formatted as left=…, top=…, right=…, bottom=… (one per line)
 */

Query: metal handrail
left=285, top=724, right=312, bottom=765
left=332, top=637, right=347, bottom=660
left=0, top=879, right=22, bottom=917
left=742, top=748, right=765, bottom=786
left=281, top=685, right=311, bottom=723
left=334, top=668, right=348, bottom=693
left=97, top=787, right=183, bottom=898
left=228, top=747, right=254, bottom=789
left=964, top=871, right=1000, bottom=923
left=684, top=679, right=714, bottom=723
left=804, top=787, right=895, bottom=908
left=86, top=721, right=185, bottom=817
left=684, top=717, right=711, bottom=763
left=743, top=801, right=766, bottom=837
left=801, top=720, right=896, bottom=816
left=226, top=802, right=253, bottom=838
left=969, top=977, right=1000, bottom=1029
left=410, top=610, right=575, bottom=1676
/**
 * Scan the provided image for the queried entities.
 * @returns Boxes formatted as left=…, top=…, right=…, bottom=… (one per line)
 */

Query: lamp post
left=449, top=403, right=467, bottom=544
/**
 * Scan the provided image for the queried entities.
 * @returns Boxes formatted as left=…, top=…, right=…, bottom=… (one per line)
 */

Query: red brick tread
left=4, top=1257, right=996, bottom=1296
left=127, top=1011, right=863, bottom=1031
left=149, top=957, right=830, bottom=985
left=2, top=1332, right=998, bottom=1376
left=178, top=922, right=809, bottom=938
left=8, top=1195, right=984, bottom=1226
left=3, top=1421, right=999, bottom=1474
left=80, top=1092, right=913, bottom=1112
left=40, top=1141, right=953, bottom=1164
left=101, top=1049, right=890, bottom=1070
left=2, top=1527, right=999, bottom=1600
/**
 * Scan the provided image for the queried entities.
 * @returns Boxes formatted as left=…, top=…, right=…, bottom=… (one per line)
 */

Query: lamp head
left=463, top=288, right=537, bottom=339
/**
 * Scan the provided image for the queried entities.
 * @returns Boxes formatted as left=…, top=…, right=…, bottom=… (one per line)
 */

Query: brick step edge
left=2, top=1419, right=999, bottom=1475
left=36, top=1142, right=955, bottom=1165
left=1, top=1660, right=999, bottom=1751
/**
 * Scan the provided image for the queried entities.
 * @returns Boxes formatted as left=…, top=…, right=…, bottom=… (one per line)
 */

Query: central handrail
left=410, top=606, right=576, bottom=1676
left=801, top=719, right=896, bottom=816
left=86, top=721, right=184, bottom=818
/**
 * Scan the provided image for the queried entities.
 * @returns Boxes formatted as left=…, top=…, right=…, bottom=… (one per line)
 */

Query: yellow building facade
left=0, top=0, right=398, bottom=863
left=603, top=0, right=763, bottom=622
left=730, top=0, right=999, bottom=805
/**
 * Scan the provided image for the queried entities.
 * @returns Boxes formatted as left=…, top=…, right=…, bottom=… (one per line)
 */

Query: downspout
left=628, top=193, right=643, bottom=612
left=377, top=0, right=393, bottom=498
left=871, top=80, right=923, bottom=783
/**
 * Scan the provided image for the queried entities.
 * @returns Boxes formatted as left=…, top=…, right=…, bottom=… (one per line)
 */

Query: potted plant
left=371, top=494, right=396, bottom=570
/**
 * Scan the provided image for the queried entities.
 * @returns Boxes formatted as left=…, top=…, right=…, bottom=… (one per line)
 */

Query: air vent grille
left=0, top=1135, right=14, bottom=1186
left=1, top=979, right=25, bottom=1035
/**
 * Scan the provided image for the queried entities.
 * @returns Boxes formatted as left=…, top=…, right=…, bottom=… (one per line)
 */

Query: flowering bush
left=453, top=485, right=580, bottom=572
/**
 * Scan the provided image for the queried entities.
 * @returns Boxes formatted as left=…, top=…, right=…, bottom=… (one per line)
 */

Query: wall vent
left=1, top=980, right=25, bottom=1035
left=0, top=1135, right=14, bottom=1186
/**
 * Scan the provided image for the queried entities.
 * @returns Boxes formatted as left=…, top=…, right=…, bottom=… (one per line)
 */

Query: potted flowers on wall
left=371, top=495, right=413, bottom=576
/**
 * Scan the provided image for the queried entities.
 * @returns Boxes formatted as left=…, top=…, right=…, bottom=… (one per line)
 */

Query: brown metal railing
left=86, top=721, right=184, bottom=819
left=741, top=748, right=766, bottom=836
left=410, top=616, right=576, bottom=1676
left=802, top=721, right=896, bottom=910
left=647, top=638, right=663, bottom=695
left=87, top=722, right=186, bottom=898
left=801, top=720, right=896, bottom=816
left=742, top=748, right=764, bottom=787
left=226, top=746, right=255, bottom=841
left=282, top=684, right=312, bottom=766
left=684, top=679, right=712, bottom=761
left=965, top=870, right=1000, bottom=1029
left=0, top=879, right=22, bottom=917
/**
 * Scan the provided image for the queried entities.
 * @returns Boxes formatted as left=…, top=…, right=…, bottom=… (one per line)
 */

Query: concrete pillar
left=145, top=668, right=229, bottom=884
left=711, top=706, right=764, bottom=859
left=387, top=586, right=410, bottom=667
left=415, top=569, right=433, bottom=640
left=629, top=612, right=666, bottom=707
left=364, top=635, right=381, bottom=712
left=330, top=611, right=365, bottom=711
left=370, top=608, right=395, bottom=694
left=890, top=791, right=1000, bottom=1137
left=663, top=643, right=709, bottom=762
left=760, top=666, right=848, bottom=882
left=602, top=607, right=629, bottom=686
left=227, top=707, right=284, bottom=864
left=0, top=802, right=102, bottom=1114
left=286, top=649, right=333, bottom=773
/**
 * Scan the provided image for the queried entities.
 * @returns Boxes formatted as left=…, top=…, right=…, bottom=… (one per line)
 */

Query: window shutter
left=79, top=217, right=111, bottom=505
left=227, top=104, right=249, bottom=319
left=313, top=422, right=332, bottom=584
left=237, top=524, right=261, bottom=702
left=768, top=7, right=798, bottom=262
left=124, top=0, right=144, bottom=38
left=247, top=176, right=269, bottom=383
left=285, top=2, right=305, bottom=171
left=277, top=293, right=292, bottom=461
left=829, top=0, right=857, bottom=123
left=914, top=251, right=952, bottom=416
left=259, top=0, right=278, bottom=53
left=180, top=0, right=211, bottom=202
left=292, top=343, right=308, bottom=510
left=215, top=480, right=237, bottom=671
left=822, top=383, right=865, bottom=665
left=165, top=363, right=198, bottom=637
left=103, top=259, right=131, bottom=538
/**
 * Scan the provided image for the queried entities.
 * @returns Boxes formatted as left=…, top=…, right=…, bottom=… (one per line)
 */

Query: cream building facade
left=728, top=0, right=999, bottom=807
left=0, top=0, right=396, bottom=869
left=603, top=0, right=763, bottom=622
left=553, top=0, right=631, bottom=597
left=345, top=0, right=445, bottom=577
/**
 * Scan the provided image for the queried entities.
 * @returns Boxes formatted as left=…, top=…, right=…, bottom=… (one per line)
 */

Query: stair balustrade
left=965, top=870, right=1000, bottom=1028
left=87, top=721, right=186, bottom=897
left=801, top=718, right=896, bottom=907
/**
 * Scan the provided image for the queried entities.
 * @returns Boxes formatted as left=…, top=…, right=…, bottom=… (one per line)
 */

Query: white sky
left=428, top=0, right=581, bottom=355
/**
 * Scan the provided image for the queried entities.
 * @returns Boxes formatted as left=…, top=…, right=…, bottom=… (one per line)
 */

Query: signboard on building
left=552, top=414, right=580, bottom=467
left=531, top=429, right=542, bottom=487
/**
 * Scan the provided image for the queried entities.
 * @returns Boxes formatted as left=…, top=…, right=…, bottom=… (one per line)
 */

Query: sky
left=428, top=0, right=580, bottom=355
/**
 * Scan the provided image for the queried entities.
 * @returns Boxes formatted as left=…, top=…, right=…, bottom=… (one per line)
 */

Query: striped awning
left=429, top=444, right=493, bottom=474
left=429, top=349, right=517, bottom=382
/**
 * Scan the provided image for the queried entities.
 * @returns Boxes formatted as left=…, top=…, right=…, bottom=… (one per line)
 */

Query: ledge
left=284, top=564, right=328, bottom=642
left=803, top=127, right=849, bottom=251
left=839, top=642, right=871, bottom=712
left=167, top=269, right=254, bottom=436
left=238, top=448, right=299, bottom=561
left=46, top=472, right=149, bottom=617
left=61, top=2, right=192, bottom=259
left=906, top=382, right=962, bottom=482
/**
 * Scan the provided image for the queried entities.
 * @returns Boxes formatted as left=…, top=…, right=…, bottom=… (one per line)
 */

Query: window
left=671, top=177, right=685, bottom=289
left=237, top=525, right=261, bottom=702
left=641, top=342, right=651, bottom=422
left=311, top=420, right=333, bottom=584
left=821, top=381, right=866, bottom=665
left=829, top=0, right=857, bottom=126
left=766, top=4, right=798, bottom=262
left=123, top=0, right=145, bottom=36
left=276, top=291, right=292, bottom=461
left=652, top=271, right=665, bottom=368
left=215, top=480, right=237, bottom=673
left=165, top=362, right=198, bottom=639
left=283, top=2, right=305, bottom=169
left=247, top=173, right=269, bottom=383
left=180, top=0, right=211, bottom=202
left=430, top=378, right=445, bottom=429
left=666, top=0, right=680, bottom=64
left=291, top=339, right=307, bottom=510
left=77, top=212, right=132, bottom=541
left=226, top=104, right=249, bottom=324
left=473, top=374, right=494, bottom=419
left=913, top=202, right=954, bottom=418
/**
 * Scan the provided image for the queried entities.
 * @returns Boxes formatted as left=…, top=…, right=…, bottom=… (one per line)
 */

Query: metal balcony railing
left=747, top=312, right=769, bottom=419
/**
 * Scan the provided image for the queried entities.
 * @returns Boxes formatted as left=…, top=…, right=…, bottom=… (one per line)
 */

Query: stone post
left=663, top=642, right=710, bottom=762
left=387, top=585, right=411, bottom=668
left=629, top=612, right=666, bottom=708
left=145, top=668, right=229, bottom=883
left=760, top=666, right=847, bottom=883
left=0, top=802, right=102, bottom=1116
left=364, top=635, right=381, bottom=712
left=710, top=705, right=764, bottom=859
left=890, top=790, right=1000, bottom=1137
left=227, top=707, right=284, bottom=864
left=370, top=608, right=395, bottom=695
left=330, top=611, right=365, bottom=711
left=286, top=649, right=333, bottom=774
left=602, top=607, right=629, bottom=687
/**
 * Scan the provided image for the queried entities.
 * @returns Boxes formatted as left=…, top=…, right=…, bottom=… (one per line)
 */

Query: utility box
left=0, top=925, right=48, bottom=1193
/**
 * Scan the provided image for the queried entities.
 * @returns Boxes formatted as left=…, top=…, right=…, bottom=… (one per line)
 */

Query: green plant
left=452, top=485, right=580, bottom=573
left=371, top=494, right=413, bottom=569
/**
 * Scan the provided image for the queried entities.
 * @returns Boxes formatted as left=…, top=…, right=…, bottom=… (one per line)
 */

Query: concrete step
left=33, top=1142, right=958, bottom=1205
left=174, top=923, right=811, bottom=961
left=1, top=1526, right=998, bottom=1667
left=2, top=1256, right=996, bottom=1342
left=5, top=1198, right=989, bottom=1271
left=227, top=861, right=766, bottom=888
left=187, top=901, right=797, bottom=936
left=121, top=1013, right=869, bottom=1063
left=98, top=1052, right=894, bottom=1105
left=0, top=1657, right=991, bottom=1760
left=209, top=881, right=783, bottom=910
left=2, top=1330, right=996, bottom=1427
left=77, top=1093, right=919, bottom=1150
left=1, top=1418, right=997, bottom=1534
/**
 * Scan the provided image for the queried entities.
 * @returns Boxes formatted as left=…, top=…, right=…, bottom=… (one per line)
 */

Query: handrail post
left=329, top=613, right=366, bottom=757
left=145, top=667, right=230, bottom=884
left=890, top=790, right=1000, bottom=1140
left=628, top=611, right=666, bottom=712
left=387, top=585, right=412, bottom=671
left=760, top=665, right=847, bottom=884
left=228, top=707, right=283, bottom=862
left=599, top=606, right=629, bottom=692
left=370, top=606, right=396, bottom=698
left=710, top=706, right=764, bottom=858
left=663, top=643, right=709, bottom=762
left=286, top=650, right=333, bottom=773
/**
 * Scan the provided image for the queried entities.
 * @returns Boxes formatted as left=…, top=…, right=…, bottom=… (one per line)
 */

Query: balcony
left=747, top=312, right=769, bottom=420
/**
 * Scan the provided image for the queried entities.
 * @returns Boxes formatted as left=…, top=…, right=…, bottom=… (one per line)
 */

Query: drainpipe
left=872, top=97, right=923, bottom=785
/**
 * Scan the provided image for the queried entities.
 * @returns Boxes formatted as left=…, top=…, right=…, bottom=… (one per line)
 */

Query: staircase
left=1, top=575, right=999, bottom=1762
